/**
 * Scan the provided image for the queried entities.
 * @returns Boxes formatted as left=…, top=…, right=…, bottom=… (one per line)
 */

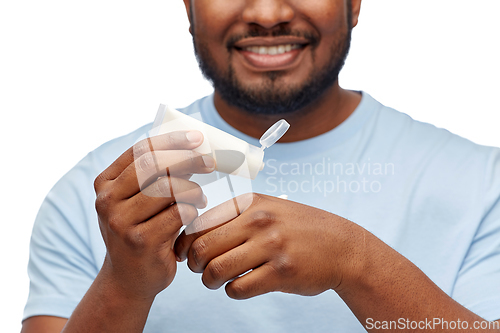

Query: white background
left=1, top=0, right=499, bottom=331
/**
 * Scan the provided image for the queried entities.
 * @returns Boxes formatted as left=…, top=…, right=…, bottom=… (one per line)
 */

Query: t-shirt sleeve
left=452, top=148, right=500, bottom=321
left=23, top=153, right=102, bottom=321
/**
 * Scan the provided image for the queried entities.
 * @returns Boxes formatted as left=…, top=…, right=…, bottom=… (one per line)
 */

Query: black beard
left=191, top=9, right=352, bottom=115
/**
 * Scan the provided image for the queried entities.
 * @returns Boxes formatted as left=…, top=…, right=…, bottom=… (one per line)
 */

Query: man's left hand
left=174, top=193, right=364, bottom=299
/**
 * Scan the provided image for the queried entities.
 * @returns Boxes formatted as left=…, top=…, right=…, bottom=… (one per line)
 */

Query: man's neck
left=213, top=82, right=362, bottom=143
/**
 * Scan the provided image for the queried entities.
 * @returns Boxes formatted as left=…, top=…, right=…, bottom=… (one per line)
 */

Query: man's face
left=185, top=0, right=356, bottom=115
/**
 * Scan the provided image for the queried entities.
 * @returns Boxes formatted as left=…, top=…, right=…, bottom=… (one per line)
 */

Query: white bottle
left=151, top=104, right=289, bottom=179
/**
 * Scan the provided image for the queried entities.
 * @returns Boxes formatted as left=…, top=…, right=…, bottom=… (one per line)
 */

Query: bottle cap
left=259, top=119, right=290, bottom=150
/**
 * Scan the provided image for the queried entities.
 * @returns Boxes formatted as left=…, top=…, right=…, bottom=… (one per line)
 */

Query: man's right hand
left=21, top=130, right=216, bottom=333
left=93, top=130, right=215, bottom=301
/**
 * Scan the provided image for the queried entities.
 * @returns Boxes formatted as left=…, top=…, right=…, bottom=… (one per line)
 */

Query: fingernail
left=186, top=131, right=203, bottom=143
left=202, top=155, right=215, bottom=169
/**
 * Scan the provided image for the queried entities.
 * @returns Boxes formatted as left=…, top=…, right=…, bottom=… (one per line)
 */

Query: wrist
left=62, top=262, right=156, bottom=333
left=97, top=259, right=157, bottom=308
left=330, top=218, right=373, bottom=294
left=332, top=222, right=407, bottom=300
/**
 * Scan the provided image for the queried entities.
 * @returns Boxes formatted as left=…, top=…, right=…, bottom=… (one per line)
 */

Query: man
left=22, top=0, right=500, bottom=332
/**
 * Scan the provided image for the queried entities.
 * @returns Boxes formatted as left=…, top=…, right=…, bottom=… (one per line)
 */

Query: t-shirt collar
left=197, top=91, right=379, bottom=161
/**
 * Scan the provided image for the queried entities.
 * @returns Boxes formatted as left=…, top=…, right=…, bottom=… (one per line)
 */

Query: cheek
left=293, top=2, right=349, bottom=66
left=193, top=1, right=246, bottom=68
left=193, top=0, right=244, bottom=39
left=293, top=1, right=347, bottom=34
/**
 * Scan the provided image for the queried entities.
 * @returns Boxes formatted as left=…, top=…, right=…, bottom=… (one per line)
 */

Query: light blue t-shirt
left=24, top=92, right=500, bottom=331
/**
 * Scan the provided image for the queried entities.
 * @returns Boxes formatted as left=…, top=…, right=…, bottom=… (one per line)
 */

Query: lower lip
left=237, top=47, right=305, bottom=71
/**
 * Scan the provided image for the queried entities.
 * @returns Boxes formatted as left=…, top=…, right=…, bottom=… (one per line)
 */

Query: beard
left=191, top=10, right=353, bottom=115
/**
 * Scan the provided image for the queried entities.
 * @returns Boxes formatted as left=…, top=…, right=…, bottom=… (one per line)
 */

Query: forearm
left=61, top=268, right=154, bottom=333
left=336, top=224, right=499, bottom=332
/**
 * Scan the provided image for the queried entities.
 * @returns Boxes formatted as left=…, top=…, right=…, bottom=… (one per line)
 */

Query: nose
left=241, top=0, right=295, bottom=29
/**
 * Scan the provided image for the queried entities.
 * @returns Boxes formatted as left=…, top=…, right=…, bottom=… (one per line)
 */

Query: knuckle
left=179, top=150, right=197, bottom=167
left=137, top=152, right=157, bottom=175
left=133, top=139, right=152, bottom=159
left=227, top=281, right=247, bottom=300
left=266, top=230, right=284, bottom=250
left=107, top=214, right=123, bottom=234
left=190, top=238, right=208, bottom=268
left=93, top=173, right=106, bottom=192
left=272, top=255, right=295, bottom=277
left=155, top=177, right=173, bottom=198
left=169, top=177, right=186, bottom=199
left=124, top=229, right=146, bottom=251
left=163, top=133, right=177, bottom=148
left=248, top=209, right=275, bottom=229
left=95, top=189, right=114, bottom=214
left=205, top=259, right=225, bottom=287
left=193, top=152, right=207, bottom=171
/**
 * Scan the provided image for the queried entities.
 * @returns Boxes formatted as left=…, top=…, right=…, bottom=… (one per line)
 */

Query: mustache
left=226, top=26, right=320, bottom=50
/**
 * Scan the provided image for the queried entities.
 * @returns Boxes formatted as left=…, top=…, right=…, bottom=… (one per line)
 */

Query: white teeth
left=244, top=44, right=301, bottom=55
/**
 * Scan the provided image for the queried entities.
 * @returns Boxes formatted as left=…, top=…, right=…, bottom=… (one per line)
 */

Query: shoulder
left=362, top=93, right=500, bottom=213
left=363, top=93, right=497, bottom=166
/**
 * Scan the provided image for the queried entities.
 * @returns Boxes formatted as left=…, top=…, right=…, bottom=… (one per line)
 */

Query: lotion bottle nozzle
left=259, top=119, right=291, bottom=151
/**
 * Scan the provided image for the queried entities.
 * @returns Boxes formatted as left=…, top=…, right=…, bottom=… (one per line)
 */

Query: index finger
left=174, top=192, right=256, bottom=261
left=95, top=130, right=204, bottom=187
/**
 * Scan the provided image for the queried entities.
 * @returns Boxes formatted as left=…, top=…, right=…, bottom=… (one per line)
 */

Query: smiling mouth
left=238, top=44, right=304, bottom=55
left=234, top=42, right=308, bottom=71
